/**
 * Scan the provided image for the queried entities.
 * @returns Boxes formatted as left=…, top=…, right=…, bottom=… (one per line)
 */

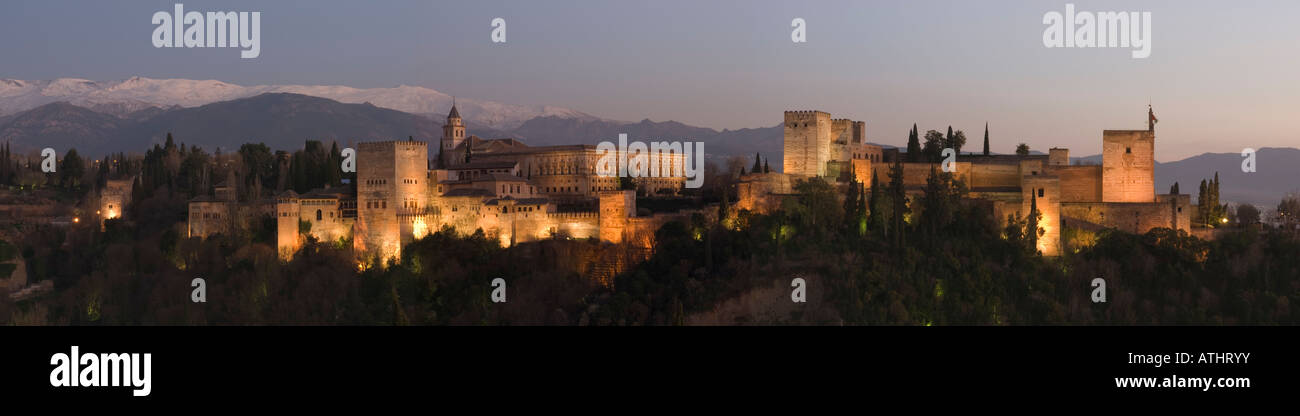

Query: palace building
left=189, top=103, right=699, bottom=264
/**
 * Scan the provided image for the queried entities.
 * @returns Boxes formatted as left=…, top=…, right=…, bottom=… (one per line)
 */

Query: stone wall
left=1060, top=195, right=1189, bottom=235
left=1052, top=165, right=1102, bottom=203
left=188, top=200, right=233, bottom=238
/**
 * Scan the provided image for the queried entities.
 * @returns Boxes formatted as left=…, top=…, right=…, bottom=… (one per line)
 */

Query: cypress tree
left=906, top=124, right=921, bottom=162
left=983, top=122, right=990, bottom=156
left=868, top=171, right=881, bottom=234
left=752, top=152, right=763, bottom=174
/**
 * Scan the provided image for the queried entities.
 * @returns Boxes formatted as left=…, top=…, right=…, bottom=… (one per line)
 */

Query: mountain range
left=0, top=77, right=600, bottom=130
left=0, top=77, right=1293, bottom=207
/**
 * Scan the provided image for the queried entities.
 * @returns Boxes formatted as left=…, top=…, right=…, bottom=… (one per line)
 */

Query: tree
left=906, top=124, right=921, bottom=162
left=239, top=143, right=275, bottom=198
left=867, top=171, right=882, bottom=235
left=922, top=130, right=944, bottom=162
left=59, top=148, right=85, bottom=189
left=983, top=122, right=990, bottom=156
left=844, top=175, right=860, bottom=228
left=1027, top=194, right=1043, bottom=253
left=887, top=159, right=907, bottom=247
left=752, top=153, right=763, bottom=174
left=763, top=159, right=771, bottom=173
left=919, top=166, right=963, bottom=235
left=1235, top=204, right=1260, bottom=226
left=949, top=130, right=967, bottom=155
left=1169, top=182, right=1180, bottom=195
left=1015, top=143, right=1030, bottom=157
left=1198, top=174, right=1228, bottom=226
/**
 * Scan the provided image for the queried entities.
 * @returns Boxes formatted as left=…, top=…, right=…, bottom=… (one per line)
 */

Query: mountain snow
left=0, top=76, right=599, bottom=129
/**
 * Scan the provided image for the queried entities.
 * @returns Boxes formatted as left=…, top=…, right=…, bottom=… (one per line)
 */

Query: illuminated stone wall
left=187, top=200, right=233, bottom=238
left=1051, top=165, right=1102, bottom=203
left=99, top=178, right=133, bottom=225
left=356, top=140, right=428, bottom=261
left=1022, top=175, right=1062, bottom=256
left=275, top=195, right=301, bottom=260
left=783, top=111, right=832, bottom=177
left=1102, top=129, right=1156, bottom=203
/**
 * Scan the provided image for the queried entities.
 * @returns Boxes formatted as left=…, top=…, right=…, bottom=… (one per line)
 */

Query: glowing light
left=411, top=217, right=429, bottom=239
left=73, top=217, right=80, bottom=223
left=1220, top=217, right=1229, bottom=224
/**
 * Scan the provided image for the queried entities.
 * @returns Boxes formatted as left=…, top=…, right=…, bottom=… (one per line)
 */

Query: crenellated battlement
left=357, top=140, right=428, bottom=150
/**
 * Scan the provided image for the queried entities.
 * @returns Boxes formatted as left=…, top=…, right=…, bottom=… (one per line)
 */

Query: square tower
left=356, top=140, right=429, bottom=261
left=1022, top=175, right=1061, bottom=256
left=783, top=111, right=832, bottom=177
left=1101, top=130, right=1155, bottom=203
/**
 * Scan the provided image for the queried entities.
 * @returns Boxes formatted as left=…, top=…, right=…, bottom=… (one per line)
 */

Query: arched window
left=316, top=209, right=322, bottom=221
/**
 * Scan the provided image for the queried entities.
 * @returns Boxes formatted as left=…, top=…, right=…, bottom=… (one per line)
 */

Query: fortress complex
left=740, top=107, right=1190, bottom=256
left=189, top=103, right=700, bottom=264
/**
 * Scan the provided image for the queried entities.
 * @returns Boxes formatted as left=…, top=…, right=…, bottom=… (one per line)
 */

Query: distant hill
left=1155, top=148, right=1300, bottom=208
left=0, top=94, right=441, bottom=156
left=124, top=93, right=441, bottom=154
left=0, top=101, right=127, bottom=155
left=0, top=76, right=601, bottom=130
left=1072, top=150, right=1297, bottom=207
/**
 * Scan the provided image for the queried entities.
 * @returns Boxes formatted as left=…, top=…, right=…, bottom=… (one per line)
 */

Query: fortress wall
left=188, top=201, right=233, bottom=239
left=298, top=199, right=352, bottom=244
left=1019, top=159, right=1045, bottom=176
left=1102, top=130, right=1155, bottom=203
left=1060, top=201, right=1179, bottom=234
left=1052, top=165, right=1102, bottom=203
left=736, top=173, right=793, bottom=214
left=1157, top=193, right=1193, bottom=233
left=851, top=159, right=872, bottom=184
left=968, top=163, right=1021, bottom=189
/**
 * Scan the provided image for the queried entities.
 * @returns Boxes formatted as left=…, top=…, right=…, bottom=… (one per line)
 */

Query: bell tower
left=441, top=98, right=465, bottom=153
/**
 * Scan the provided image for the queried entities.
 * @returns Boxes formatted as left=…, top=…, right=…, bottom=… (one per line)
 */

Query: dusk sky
left=2, top=0, right=1297, bottom=161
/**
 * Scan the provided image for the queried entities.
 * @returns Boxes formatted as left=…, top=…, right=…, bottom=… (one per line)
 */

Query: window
left=1038, top=189, right=1044, bottom=198
left=1126, top=147, right=1132, bottom=154
left=316, top=209, right=322, bottom=221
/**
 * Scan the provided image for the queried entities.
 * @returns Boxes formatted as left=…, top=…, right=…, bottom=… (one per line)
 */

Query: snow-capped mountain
left=0, top=77, right=601, bottom=130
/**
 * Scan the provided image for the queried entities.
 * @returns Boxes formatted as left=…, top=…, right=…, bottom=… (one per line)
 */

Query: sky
left=1, top=0, right=1298, bottom=161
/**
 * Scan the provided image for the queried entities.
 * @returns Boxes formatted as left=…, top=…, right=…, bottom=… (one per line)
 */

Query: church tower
left=440, top=99, right=466, bottom=166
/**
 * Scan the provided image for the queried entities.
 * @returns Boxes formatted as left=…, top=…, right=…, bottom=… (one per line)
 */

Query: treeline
left=3, top=139, right=1298, bottom=324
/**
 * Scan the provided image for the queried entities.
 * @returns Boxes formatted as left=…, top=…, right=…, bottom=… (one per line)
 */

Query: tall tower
left=782, top=111, right=832, bottom=177
left=356, top=140, right=429, bottom=262
left=440, top=98, right=466, bottom=166
left=1101, top=108, right=1156, bottom=203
